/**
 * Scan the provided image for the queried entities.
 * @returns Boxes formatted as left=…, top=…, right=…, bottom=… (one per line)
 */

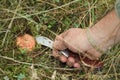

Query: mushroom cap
left=16, top=34, right=36, bottom=52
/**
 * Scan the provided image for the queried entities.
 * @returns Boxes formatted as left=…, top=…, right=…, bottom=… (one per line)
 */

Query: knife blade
left=35, top=35, right=71, bottom=57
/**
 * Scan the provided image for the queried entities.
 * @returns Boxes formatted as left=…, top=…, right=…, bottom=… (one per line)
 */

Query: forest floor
left=0, top=0, right=120, bottom=80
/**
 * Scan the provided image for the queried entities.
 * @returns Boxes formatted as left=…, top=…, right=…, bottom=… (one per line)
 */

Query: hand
left=52, top=28, right=102, bottom=68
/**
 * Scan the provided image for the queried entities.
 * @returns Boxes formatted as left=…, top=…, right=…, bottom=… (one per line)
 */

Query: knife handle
left=60, top=49, right=72, bottom=57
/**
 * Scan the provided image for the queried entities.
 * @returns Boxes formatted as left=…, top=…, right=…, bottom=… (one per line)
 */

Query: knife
left=35, top=35, right=103, bottom=69
left=36, top=35, right=71, bottom=57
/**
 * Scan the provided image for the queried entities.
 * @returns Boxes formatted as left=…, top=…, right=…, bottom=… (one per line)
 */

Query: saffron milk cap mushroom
left=16, top=34, right=36, bottom=52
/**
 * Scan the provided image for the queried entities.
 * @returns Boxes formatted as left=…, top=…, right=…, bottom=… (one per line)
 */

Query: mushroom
left=16, top=34, right=36, bottom=52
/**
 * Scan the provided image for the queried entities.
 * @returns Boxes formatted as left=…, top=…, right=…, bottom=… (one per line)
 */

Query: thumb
left=53, top=35, right=67, bottom=50
left=52, top=35, right=67, bottom=58
left=53, top=30, right=69, bottom=50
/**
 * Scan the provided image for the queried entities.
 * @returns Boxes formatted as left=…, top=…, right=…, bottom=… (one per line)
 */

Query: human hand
left=52, top=28, right=102, bottom=68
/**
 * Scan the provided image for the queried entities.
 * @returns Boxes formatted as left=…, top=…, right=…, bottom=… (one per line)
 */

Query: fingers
left=52, top=49, right=67, bottom=63
left=59, top=55, right=67, bottom=63
left=53, top=29, right=81, bottom=68
left=52, top=35, right=67, bottom=58
left=53, top=30, right=70, bottom=50
left=52, top=34, right=68, bottom=63
left=66, top=57, right=75, bottom=67
left=53, top=48, right=80, bottom=68
left=73, top=63, right=80, bottom=68
left=66, top=57, right=80, bottom=68
left=52, top=30, right=70, bottom=62
left=52, top=32, right=67, bottom=57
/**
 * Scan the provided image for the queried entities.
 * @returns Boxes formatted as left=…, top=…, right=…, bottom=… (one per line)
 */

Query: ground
left=0, top=0, right=120, bottom=80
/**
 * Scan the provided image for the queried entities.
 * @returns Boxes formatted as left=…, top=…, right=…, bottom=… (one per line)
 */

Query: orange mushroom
left=16, top=34, right=36, bottom=52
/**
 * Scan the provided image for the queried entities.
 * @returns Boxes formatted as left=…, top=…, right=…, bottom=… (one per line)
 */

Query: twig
left=0, top=55, right=80, bottom=71
left=2, top=0, right=21, bottom=46
left=2, top=0, right=79, bottom=26
left=0, top=67, right=5, bottom=74
left=51, top=70, right=57, bottom=80
left=29, top=0, right=80, bottom=16
left=30, top=64, right=40, bottom=80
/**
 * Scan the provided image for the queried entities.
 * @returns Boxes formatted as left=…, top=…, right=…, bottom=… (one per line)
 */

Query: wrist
left=88, top=10, right=120, bottom=52
left=86, top=28, right=105, bottom=53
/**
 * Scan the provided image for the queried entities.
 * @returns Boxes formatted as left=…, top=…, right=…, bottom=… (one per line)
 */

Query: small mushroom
left=16, top=34, right=36, bottom=52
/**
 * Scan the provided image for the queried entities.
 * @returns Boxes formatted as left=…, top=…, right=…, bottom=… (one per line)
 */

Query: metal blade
left=35, top=35, right=69, bottom=57
left=36, top=36, right=53, bottom=49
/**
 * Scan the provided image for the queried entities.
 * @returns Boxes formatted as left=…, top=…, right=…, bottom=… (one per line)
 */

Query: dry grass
left=0, top=0, right=120, bottom=80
